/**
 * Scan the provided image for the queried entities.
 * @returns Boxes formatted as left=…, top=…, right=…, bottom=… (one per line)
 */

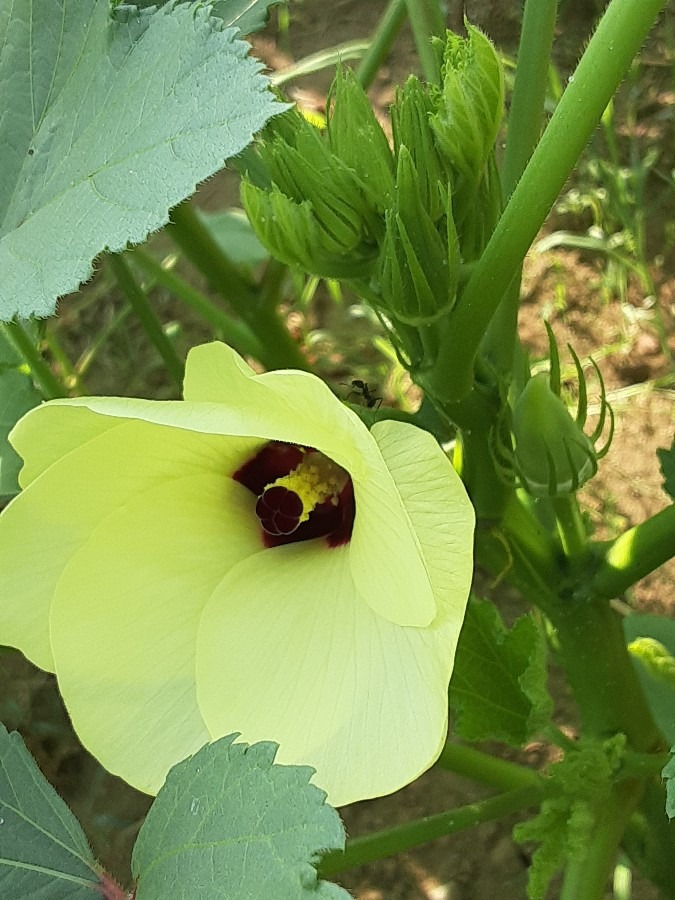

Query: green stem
left=357, top=0, right=408, bottom=90
left=76, top=307, right=131, bottom=379
left=619, top=749, right=671, bottom=780
left=481, top=0, right=558, bottom=375
left=549, top=596, right=662, bottom=752
left=1, top=321, right=67, bottom=399
left=498, top=492, right=563, bottom=610
left=108, top=253, right=184, bottom=391
left=552, top=493, right=589, bottom=567
left=591, top=503, right=675, bottom=601
left=500, top=0, right=559, bottom=200
left=403, top=0, right=444, bottom=85
left=131, top=249, right=264, bottom=360
left=430, top=0, right=670, bottom=403
left=318, top=786, right=543, bottom=878
left=167, top=201, right=309, bottom=372
left=42, top=329, right=88, bottom=395
left=560, top=778, right=644, bottom=900
left=436, top=742, right=545, bottom=793
left=258, top=257, right=289, bottom=311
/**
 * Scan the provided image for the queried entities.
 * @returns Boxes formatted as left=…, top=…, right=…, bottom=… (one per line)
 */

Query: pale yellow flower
left=0, top=342, right=474, bottom=805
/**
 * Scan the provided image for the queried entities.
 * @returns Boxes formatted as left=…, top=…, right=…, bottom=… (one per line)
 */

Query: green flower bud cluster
left=241, top=26, right=505, bottom=362
left=241, top=70, right=392, bottom=280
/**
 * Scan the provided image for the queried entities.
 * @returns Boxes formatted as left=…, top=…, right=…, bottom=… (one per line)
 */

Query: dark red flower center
left=233, top=441, right=355, bottom=548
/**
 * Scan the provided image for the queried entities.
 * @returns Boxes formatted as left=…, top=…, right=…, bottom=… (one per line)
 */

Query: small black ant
left=343, top=379, right=382, bottom=409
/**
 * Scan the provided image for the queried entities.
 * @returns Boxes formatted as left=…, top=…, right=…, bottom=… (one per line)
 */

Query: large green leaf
left=133, top=734, right=350, bottom=899
left=449, top=598, right=553, bottom=744
left=0, top=0, right=283, bottom=321
left=624, top=614, right=675, bottom=744
left=0, top=724, right=102, bottom=898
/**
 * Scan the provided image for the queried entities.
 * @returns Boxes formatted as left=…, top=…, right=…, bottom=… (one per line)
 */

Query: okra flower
left=0, top=343, right=474, bottom=805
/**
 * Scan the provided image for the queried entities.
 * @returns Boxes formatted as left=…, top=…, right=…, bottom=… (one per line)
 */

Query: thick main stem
left=560, top=778, right=645, bottom=900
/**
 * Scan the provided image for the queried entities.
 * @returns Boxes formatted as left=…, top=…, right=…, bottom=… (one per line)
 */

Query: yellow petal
left=0, top=418, right=254, bottom=671
left=11, top=403, right=123, bottom=488
left=49, top=343, right=373, bottom=481
left=196, top=542, right=455, bottom=807
left=50, top=472, right=261, bottom=794
left=183, top=339, right=260, bottom=402
left=370, top=420, right=475, bottom=618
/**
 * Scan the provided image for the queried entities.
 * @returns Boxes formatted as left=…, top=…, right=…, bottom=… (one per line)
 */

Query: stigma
left=233, top=442, right=355, bottom=548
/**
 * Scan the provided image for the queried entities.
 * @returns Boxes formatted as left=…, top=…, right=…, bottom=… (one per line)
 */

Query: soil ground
left=1, top=2, right=673, bottom=898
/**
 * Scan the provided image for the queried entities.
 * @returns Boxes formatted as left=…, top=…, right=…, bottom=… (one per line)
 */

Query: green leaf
left=449, top=598, right=553, bottom=744
left=212, top=0, right=284, bottom=34
left=133, top=734, right=350, bottom=900
left=664, top=748, right=675, bottom=819
left=0, top=723, right=102, bottom=897
left=0, top=0, right=283, bottom=321
left=623, top=614, right=675, bottom=743
left=197, top=209, right=269, bottom=267
left=657, top=438, right=675, bottom=499
left=515, top=735, right=626, bottom=900
left=0, top=332, right=41, bottom=497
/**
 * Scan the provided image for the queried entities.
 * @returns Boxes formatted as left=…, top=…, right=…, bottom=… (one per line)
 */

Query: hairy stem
left=1, top=321, right=68, bottom=400
left=108, top=253, right=184, bottom=390
left=318, top=786, right=543, bottom=877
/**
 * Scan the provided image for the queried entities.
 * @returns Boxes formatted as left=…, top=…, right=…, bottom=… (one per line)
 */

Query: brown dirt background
left=1, top=1, right=673, bottom=898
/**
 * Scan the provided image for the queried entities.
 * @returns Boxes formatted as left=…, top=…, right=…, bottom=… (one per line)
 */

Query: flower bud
left=430, top=23, right=504, bottom=184
left=379, top=147, right=459, bottom=326
left=241, top=180, right=376, bottom=280
left=454, top=151, right=502, bottom=262
left=241, top=109, right=381, bottom=278
left=391, top=75, right=448, bottom=223
left=513, top=374, right=597, bottom=496
left=327, top=67, right=395, bottom=214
